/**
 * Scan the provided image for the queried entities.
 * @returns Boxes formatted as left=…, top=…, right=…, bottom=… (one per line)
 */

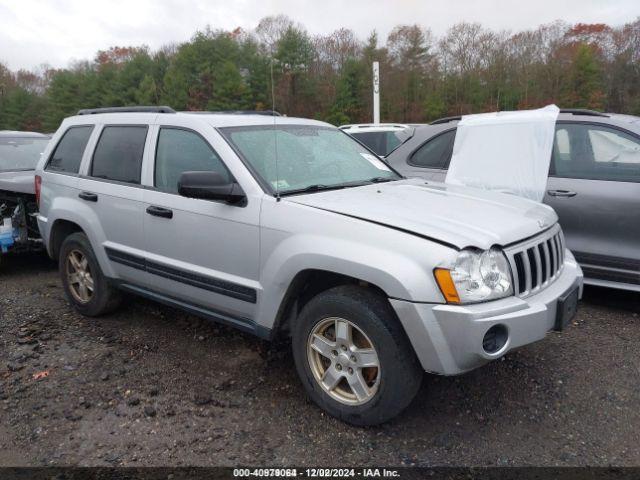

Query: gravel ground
left=0, top=252, right=639, bottom=467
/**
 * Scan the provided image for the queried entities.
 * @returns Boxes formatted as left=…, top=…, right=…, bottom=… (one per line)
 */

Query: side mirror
left=178, top=171, right=246, bottom=205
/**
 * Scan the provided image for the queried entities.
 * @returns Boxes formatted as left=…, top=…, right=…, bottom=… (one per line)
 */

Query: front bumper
left=390, top=250, right=584, bottom=375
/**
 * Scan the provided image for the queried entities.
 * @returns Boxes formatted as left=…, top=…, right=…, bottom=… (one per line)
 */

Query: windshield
left=0, top=137, right=50, bottom=171
left=221, top=125, right=400, bottom=195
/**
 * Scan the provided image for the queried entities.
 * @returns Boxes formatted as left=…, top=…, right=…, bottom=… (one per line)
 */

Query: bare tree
left=255, top=14, right=295, bottom=56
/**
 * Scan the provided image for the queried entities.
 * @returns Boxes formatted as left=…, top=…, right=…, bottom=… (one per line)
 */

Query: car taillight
left=35, top=175, right=42, bottom=208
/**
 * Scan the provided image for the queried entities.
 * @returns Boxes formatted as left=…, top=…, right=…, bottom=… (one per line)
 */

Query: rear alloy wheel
left=65, top=249, right=94, bottom=303
left=292, top=285, right=423, bottom=426
left=59, top=232, right=121, bottom=317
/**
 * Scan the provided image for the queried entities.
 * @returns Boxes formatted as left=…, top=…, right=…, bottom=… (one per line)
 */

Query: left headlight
left=434, top=247, right=513, bottom=304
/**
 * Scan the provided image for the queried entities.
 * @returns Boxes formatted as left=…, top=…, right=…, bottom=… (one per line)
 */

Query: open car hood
left=445, top=105, right=559, bottom=202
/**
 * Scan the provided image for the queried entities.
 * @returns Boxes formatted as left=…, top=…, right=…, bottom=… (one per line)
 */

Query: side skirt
left=116, top=282, right=272, bottom=340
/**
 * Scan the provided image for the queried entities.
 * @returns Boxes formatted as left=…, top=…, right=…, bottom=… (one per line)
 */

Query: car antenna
left=270, top=58, right=281, bottom=202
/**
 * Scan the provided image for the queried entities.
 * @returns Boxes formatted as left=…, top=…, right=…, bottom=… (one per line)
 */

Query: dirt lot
left=0, top=252, right=639, bottom=467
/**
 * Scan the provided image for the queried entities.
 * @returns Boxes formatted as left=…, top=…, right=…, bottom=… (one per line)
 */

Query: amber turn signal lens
left=434, top=268, right=461, bottom=304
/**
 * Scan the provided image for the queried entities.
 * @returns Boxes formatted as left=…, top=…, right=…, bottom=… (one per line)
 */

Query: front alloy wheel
left=307, top=317, right=380, bottom=405
left=292, top=285, right=423, bottom=426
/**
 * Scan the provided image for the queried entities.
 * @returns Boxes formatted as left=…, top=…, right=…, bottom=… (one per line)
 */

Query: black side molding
left=581, top=266, right=640, bottom=285
left=104, top=247, right=257, bottom=303
left=104, top=247, right=146, bottom=271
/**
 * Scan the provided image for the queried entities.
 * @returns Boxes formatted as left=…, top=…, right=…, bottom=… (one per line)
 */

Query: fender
left=44, top=196, right=117, bottom=278
left=255, top=232, right=455, bottom=330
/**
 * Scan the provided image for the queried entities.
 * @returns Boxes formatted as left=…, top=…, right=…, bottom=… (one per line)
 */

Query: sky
left=1, top=0, right=639, bottom=71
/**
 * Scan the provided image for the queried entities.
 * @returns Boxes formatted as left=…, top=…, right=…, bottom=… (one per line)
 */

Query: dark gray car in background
left=1, top=131, right=51, bottom=260
left=386, top=110, right=640, bottom=292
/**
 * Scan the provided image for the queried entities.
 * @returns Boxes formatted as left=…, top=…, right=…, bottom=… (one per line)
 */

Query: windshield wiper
left=279, top=177, right=397, bottom=197
left=279, top=184, right=349, bottom=197
left=368, top=176, right=395, bottom=183
left=350, top=177, right=397, bottom=187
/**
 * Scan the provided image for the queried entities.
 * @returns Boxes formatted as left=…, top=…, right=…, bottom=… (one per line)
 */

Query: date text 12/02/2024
left=233, top=468, right=401, bottom=478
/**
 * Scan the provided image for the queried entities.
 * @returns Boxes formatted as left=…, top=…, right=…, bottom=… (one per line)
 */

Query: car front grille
left=504, top=224, right=565, bottom=297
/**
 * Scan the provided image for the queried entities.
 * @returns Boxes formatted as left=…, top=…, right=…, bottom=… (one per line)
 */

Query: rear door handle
left=547, top=189, right=577, bottom=197
left=146, top=205, right=173, bottom=219
left=78, top=191, right=98, bottom=202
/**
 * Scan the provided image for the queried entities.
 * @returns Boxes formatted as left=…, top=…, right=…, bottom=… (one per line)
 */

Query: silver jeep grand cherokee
left=35, top=107, right=583, bottom=425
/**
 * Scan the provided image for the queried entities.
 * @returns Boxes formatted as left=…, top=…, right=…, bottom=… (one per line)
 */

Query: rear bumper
left=36, top=214, right=52, bottom=257
left=390, top=250, right=583, bottom=375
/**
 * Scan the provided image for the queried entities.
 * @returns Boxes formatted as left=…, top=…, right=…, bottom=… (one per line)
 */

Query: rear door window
left=409, top=129, right=456, bottom=169
left=90, top=126, right=148, bottom=184
left=46, top=126, right=94, bottom=174
left=551, top=123, right=640, bottom=182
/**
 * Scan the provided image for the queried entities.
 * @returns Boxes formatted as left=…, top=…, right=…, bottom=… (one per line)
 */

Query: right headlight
left=434, top=247, right=513, bottom=304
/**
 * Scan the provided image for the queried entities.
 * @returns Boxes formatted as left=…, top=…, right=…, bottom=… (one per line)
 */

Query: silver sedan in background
left=385, top=109, right=640, bottom=292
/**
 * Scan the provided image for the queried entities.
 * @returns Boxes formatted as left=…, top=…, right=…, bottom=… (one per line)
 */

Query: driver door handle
left=547, top=189, right=577, bottom=198
left=146, top=205, right=173, bottom=219
left=78, top=191, right=98, bottom=202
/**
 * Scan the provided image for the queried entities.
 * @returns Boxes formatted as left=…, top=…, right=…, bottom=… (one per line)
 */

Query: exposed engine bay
left=0, top=190, right=42, bottom=258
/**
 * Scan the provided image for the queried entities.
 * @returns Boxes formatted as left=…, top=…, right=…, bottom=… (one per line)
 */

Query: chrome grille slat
left=508, top=256, right=519, bottom=294
left=550, top=236, right=558, bottom=276
left=504, top=224, right=565, bottom=298
left=523, top=249, right=532, bottom=294
left=532, top=246, right=542, bottom=291
left=542, top=241, right=551, bottom=284
left=554, top=235, right=562, bottom=268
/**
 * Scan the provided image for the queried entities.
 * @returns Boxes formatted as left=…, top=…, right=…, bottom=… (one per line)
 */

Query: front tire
left=59, top=232, right=121, bottom=316
left=292, top=285, right=423, bottom=426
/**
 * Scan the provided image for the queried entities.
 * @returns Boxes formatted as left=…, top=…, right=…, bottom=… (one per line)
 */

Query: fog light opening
left=483, top=324, right=508, bottom=354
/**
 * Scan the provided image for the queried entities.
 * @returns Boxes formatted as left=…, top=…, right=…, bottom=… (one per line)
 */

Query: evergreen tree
left=274, top=26, right=316, bottom=115
left=327, top=58, right=366, bottom=125
left=563, top=43, right=605, bottom=109
left=135, top=74, right=158, bottom=104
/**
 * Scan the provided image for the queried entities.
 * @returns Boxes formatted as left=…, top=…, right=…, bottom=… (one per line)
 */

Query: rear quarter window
left=409, top=129, right=456, bottom=169
left=46, top=126, right=94, bottom=174
left=90, top=126, right=148, bottom=184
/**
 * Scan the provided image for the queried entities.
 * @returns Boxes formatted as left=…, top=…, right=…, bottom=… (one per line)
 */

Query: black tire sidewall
left=292, top=286, right=422, bottom=426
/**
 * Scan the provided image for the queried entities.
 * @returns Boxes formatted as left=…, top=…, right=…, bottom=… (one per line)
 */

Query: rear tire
left=292, top=285, right=423, bottom=426
left=59, top=232, right=121, bottom=316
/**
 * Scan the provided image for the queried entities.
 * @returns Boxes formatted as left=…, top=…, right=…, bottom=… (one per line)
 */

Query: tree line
left=1, top=15, right=639, bottom=132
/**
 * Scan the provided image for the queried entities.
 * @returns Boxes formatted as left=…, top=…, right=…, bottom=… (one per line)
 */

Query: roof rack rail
left=185, top=110, right=281, bottom=116
left=429, top=115, right=462, bottom=125
left=559, top=108, right=609, bottom=118
left=77, top=106, right=176, bottom=115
